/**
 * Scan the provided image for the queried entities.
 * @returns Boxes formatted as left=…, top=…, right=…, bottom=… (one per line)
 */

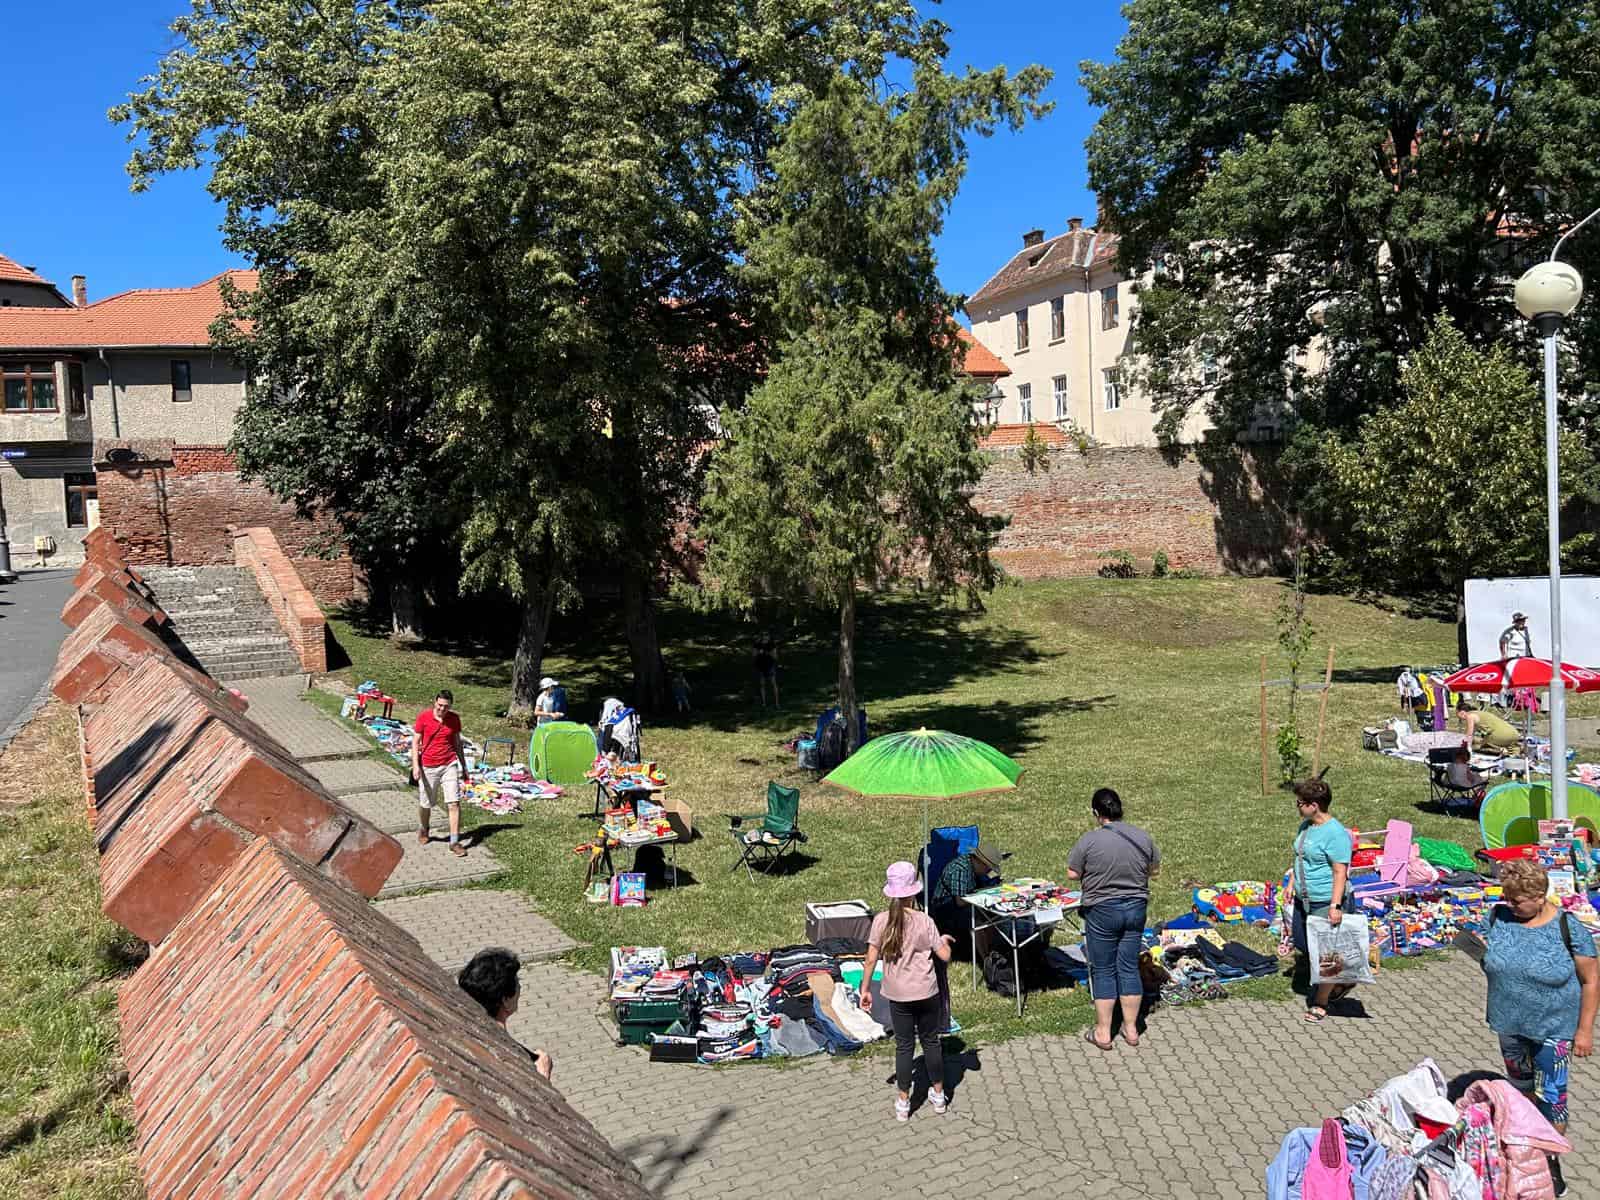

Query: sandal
left=1304, top=1006, right=1327, bottom=1023
left=1083, top=1029, right=1115, bottom=1051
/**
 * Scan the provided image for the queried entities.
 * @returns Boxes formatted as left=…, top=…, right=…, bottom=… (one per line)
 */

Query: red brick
left=120, top=841, right=651, bottom=1200
left=85, top=657, right=400, bottom=943
left=60, top=565, right=169, bottom=630
left=233, top=527, right=328, bottom=673
left=51, top=603, right=247, bottom=713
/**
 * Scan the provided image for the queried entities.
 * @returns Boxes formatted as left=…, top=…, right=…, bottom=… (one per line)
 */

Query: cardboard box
left=661, top=796, right=693, bottom=840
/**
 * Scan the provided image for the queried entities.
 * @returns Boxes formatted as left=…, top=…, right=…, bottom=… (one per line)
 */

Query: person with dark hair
left=1067, top=787, right=1160, bottom=1049
left=753, top=633, right=780, bottom=708
left=458, top=948, right=555, bottom=1082
left=1290, top=777, right=1354, bottom=1023
left=413, top=689, right=470, bottom=857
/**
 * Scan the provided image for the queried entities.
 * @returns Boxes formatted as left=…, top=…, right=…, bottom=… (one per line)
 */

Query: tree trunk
left=621, top=567, right=669, bottom=713
left=838, top=582, right=861, bottom=751
left=509, top=586, right=555, bottom=722
left=1456, top=588, right=1470, bottom=665
left=389, top=577, right=422, bottom=644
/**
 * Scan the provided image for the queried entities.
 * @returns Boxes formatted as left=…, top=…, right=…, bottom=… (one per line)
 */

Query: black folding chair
left=1427, top=747, right=1483, bottom=811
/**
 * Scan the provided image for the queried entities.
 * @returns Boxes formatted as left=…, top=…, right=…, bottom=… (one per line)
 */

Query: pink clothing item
left=1302, top=1118, right=1352, bottom=1200
left=868, top=909, right=941, bottom=1002
left=1457, top=1079, right=1571, bottom=1200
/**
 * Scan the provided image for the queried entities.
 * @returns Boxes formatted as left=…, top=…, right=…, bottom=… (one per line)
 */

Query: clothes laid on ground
left=1066, top=821, right=1160, bottom=908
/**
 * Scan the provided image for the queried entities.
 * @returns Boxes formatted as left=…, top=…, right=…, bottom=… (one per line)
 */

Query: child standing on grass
left=859, top=861, right=955, bottom=1121
left=671, top=670, right=691, bottom=713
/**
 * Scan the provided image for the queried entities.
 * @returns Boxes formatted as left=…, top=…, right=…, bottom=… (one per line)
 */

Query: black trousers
left=889, top=994, right=944, bottom=1095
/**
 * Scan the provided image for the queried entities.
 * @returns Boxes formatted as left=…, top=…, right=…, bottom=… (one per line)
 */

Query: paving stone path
left=235, top=674, right=369, bottom=760
left=263, top=678, right=1600, bottom=1197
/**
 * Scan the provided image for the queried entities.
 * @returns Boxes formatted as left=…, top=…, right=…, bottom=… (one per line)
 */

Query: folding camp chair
left=1426, top=748, right=1484, bottom=811
left=728, top=782, right=808, bottom=880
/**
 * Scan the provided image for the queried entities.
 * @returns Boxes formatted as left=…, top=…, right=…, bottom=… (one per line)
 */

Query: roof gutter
left=98, top=348, right=120, bottom=437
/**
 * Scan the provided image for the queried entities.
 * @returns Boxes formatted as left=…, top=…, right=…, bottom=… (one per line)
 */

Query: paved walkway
left=0, top=567, right=77, bottom=752
left=255, top=677, right=1599, bottom=1198
left=237, top=674, right=370, bottom=759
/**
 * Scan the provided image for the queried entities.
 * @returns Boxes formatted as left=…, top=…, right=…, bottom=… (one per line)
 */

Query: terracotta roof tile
left=0, top=270, right=256, bottom=350
left=967, top=227, right=1121, bottom=306
left=0, top=252, right=52, bottom=286
left=980, top=422, right=1069, bottom=448
left=957, top=328, right=1009, bottom=377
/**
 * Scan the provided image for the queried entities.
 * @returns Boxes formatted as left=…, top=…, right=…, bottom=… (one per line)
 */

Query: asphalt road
left=0, top=568, right=77, bottom=750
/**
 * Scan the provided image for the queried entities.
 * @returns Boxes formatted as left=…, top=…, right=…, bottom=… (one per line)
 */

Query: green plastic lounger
left=1478, top=780, right=1600, bottom=850
left=529, top=721, right=598, bottom=788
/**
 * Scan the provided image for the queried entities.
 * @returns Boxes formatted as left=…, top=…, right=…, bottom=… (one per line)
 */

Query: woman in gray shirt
left=1067, top=787, right=1160, bottom=1049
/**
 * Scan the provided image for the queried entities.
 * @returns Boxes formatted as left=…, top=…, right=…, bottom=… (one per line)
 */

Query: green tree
left=115, top=0, right=1011, bottom=716
left=1082, top=0, right=1600, bottom=441
left=1323, top=316, right=1599, bottom=604
left=699, top=70, right=1046, bottom=747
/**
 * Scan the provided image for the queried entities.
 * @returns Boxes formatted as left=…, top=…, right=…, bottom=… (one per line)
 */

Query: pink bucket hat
left=883, top=860, right=922, bottom=899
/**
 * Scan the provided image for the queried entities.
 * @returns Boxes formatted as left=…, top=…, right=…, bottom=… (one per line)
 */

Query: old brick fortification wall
left=977, top=442, right=1291, bottom=578
left=48, top=539, right=649, bottom=1200
left=234, top=526, right=328, bottom=672
left=94, top=439, right=364, bottom=609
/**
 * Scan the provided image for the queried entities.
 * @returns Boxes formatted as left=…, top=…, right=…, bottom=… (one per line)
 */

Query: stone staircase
left=141, top=565, right=303, bottom=681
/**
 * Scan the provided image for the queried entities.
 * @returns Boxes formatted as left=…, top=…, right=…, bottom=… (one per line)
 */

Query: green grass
left=0, top=706, right=143, bottom=1200
left=321, top=577, right=1600, bottom=1045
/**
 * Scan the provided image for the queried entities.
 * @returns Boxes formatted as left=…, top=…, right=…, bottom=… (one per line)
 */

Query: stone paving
left=340, top=788, right=422, bottom=834
left=376, top=888, right=579, bottom=969
left=377, top=830, right=508, bottom=897
left=236, top=674, right=370, bottom=759
left=251, top=676, right=1600, bottom=1198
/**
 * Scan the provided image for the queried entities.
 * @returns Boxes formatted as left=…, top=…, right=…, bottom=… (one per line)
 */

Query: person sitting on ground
left=458, top=947, right=555, bottom=1083
left=533, top=676, right=566, bottom=726
left=1447, top=745, right=1489, bottom=795
left=930, top=840, right=1007, bottom=939
left=1459, top=699, right=1522, bottom=753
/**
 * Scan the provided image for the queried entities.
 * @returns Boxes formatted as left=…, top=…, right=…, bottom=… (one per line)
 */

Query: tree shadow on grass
left=878, top=694, right=1117, bottom=759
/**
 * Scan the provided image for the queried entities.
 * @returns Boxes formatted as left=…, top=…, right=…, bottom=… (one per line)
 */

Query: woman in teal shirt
left=1290, top=777, right=1352, bottom=1023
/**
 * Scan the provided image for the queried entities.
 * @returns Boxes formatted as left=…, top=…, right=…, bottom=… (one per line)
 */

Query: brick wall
left=94, top=439, right=364, bottom=609
left=234, top=526, right=328, bottom=673
left=977, top=442, right=1290, bottom=578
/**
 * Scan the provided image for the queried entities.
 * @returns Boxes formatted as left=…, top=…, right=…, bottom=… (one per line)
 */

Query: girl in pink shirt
left=860, top=861, right=955, bottom=1121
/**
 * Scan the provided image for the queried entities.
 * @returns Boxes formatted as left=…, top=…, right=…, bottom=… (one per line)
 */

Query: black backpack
left=819, top=718, right=846, bottom=771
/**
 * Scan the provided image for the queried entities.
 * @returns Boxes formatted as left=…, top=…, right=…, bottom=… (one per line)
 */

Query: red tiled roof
left=0, top=270, right=257, bottom=350
left=957, top=328, right=1010, bottom=377
left=0, top=252, right=52, bottom=286
left=980, top=422, right=1069, bottom=448
left=968, top=227, right=1121, bottom=306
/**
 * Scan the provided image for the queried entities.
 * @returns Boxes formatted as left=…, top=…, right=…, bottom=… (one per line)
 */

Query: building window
left=1049, top=296, right=1065, bottom=341
left=1103, top=367, right=1122, bottom=411
left=1100, top=285, right=1120, bottom=330
left=1017, top=383, right=1032, bottom=424
left=1202, top=355, right=1219, bottom=388
left=68, top=362, right=86, bottom=416
left=3, top=362, right=58, bottom=412
left=1052, top=375, right=1068, bottom=420
left=1015, top=308, right=1029, bottom=352
left=64, top=472, right=97, bottom=528
left=171, top=360, right=193, bottom=403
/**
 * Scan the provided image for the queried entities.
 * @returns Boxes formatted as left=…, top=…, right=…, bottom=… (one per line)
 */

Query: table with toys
left=578, top=796, right=679, bottom=894
left=585, top=758, right=670, bottom=820
left=961, top=878, right=1084, bottom=1017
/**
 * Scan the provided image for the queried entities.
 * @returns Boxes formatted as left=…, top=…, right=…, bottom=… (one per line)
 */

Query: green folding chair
left=728, top=782, right=808, bottom=880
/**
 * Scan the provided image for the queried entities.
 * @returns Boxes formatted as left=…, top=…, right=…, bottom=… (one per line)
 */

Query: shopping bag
left=1306, top=914, right=1376, bottom=986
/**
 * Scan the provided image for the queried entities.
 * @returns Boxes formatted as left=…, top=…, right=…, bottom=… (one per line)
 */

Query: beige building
left=0, top=251, right=254, bottom=564
left=966, top=219, right=1210, bottom=447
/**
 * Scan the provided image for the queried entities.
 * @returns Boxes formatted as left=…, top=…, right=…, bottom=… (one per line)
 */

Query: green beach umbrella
left=822, top=728, right=1023, bottom=800
left=823, top=728, right=1022, bottom=904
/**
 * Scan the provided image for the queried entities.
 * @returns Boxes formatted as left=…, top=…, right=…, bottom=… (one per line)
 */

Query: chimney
left=1022, top=229, right=1045, bottom=248
left=1067, top=217, right=1083, bottom=232
left=71, top=275, right=87, bottom=306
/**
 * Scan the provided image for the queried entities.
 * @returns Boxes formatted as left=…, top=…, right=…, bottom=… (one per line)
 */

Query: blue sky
left=0, top=0, right=1127, bottom=304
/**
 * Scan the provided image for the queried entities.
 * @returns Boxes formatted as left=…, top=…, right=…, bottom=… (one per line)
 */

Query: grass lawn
left=315, top=576, right=1600, bottom=1046
left=0, top=705, right=143, bottom=1200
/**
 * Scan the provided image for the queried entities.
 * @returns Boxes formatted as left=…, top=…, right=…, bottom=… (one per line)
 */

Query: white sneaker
left=894, top=1097, right=911, bottom=1122
left=929, top=1090, right=948, bottom=1114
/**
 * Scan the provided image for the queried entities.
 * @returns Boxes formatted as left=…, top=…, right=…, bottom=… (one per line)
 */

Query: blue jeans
left=1084, top=896, right=1147, bottom=1000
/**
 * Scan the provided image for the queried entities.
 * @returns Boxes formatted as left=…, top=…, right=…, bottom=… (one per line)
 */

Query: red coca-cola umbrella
left=1442, top=658, right=1600, bottom=694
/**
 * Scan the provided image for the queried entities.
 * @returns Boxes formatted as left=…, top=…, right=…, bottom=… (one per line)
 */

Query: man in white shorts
left=412, top=689, right=469, bottom=857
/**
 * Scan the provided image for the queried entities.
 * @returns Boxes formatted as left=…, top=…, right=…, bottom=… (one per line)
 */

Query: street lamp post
left=1513, top=208, right=1597, bottom=820
left=0, top=480, right=16, bottom=584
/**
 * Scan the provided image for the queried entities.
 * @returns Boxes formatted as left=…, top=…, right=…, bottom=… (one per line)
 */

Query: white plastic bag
left=1307, top=913, right=1376, bottom=986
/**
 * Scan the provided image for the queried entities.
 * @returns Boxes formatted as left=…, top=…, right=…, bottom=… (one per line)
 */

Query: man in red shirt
left=413, top=689, right=469, bottom=857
